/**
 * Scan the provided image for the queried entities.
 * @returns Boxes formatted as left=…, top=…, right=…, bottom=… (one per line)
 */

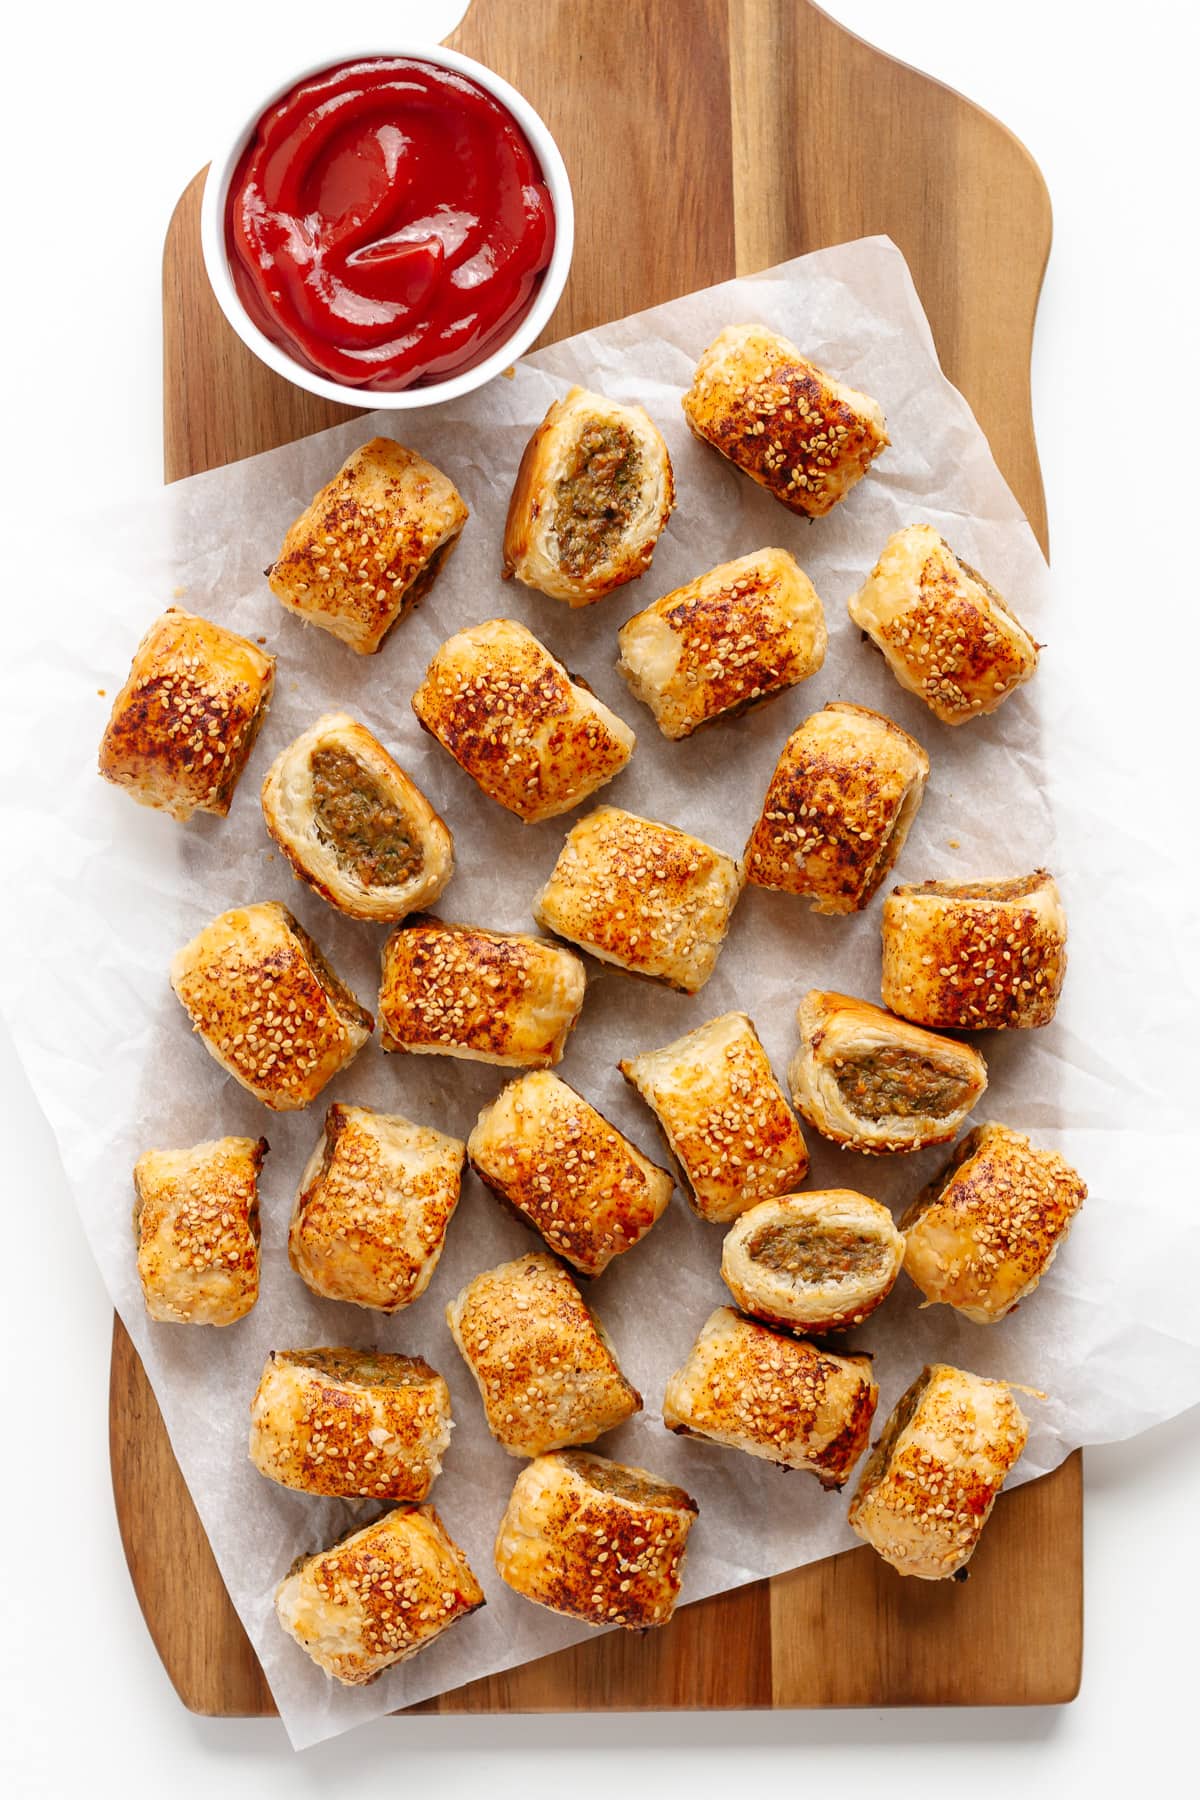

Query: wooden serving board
left=113, top=0, right=1080, bottom=1716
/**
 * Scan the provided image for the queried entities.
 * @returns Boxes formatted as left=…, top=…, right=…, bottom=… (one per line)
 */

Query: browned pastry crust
left=721, top=1190, right=905, bottom=1333
left=880, top=870, right=1067, bottom=1029
left=133, top=1135, right=266, bottom=1325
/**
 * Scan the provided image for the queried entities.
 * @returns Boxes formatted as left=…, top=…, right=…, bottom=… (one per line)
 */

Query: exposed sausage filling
left=835, top=1047, right=975, bottom=1121
left=750, top=1222, right=886, bottom=1284
left=310, top=747, right=421, bottom=889
left=553, top=423, right=642, bottom=576
left=561, top=1451, right=685, bottom=1508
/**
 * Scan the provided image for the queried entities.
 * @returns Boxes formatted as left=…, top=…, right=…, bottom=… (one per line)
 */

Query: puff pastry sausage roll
left=616, top=548, right=827, bottom=740
left=901, top=1123, right=1087, bottom=1322
left=412, top=618, right=635, bottom=821
left=170, top=902, right=373, bottom=1109
left=468, top=1072, right=673, bottom=1277
left=848, top=1364, right=1030, bottom=1579
left=682, top=324, right=888, bottom=517
left=663, top=1307, right=878, bottom=1487
left=260, top=712, right=452, bottom=921
left=446, top=1252, right=641, bottom=1456
left=534, top=805, right=743, bottom=993
left=722, top=1190, right=904, bottom=1333
left=249, top=1348, right=453, bottom=1499
left=620, top=1011, right=808, bottom=1222
left=848, top=525, right=1039, bottom=725
left=379, top=918, right=586, bottom=1067
left=881, top=871, right=1067, bottom=1029
left=98, top=607, right=274, bottom=820
left=502, top=387, right=675, bottom=604
left=495, top=1450, right=698, bottom=1629
left=788, top=990, right=987, bottom=1155
left=289, top=1104, right=464, bottom=1312
left=133, top=1135, right=266, bottom=1325
left=745, top=703, right=929, bottom=914
left=276, top=1505, right=484, bottom=1685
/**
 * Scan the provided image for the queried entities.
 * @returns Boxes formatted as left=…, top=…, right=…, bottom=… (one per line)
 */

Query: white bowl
left=200, top=46, right=574, bottom=410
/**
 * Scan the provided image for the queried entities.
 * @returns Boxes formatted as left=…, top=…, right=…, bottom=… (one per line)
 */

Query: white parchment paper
left=4, top=237, right=1199, bottom=1748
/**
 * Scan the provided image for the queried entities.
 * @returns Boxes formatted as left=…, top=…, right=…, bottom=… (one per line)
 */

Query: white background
left=2, top=0, right=1196, bottom=1793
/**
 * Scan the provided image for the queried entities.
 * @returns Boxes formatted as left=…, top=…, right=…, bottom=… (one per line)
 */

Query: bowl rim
left=199, top=44, right=575, bottom=410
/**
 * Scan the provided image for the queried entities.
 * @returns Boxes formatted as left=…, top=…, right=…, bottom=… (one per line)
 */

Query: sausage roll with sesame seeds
left=682, top=324, right=889, bottom=518
left=502, top=387, right=675, bottom=605
left=411, top=617, right=635, bottom=822
left=901, top=1123, right=1087, bottom=1323
left=170, top=902, right=373, bottom=1110
left=98, top=607, right=275, bottom=821
left=880, top=870, right=1067, bottom=1030
left=289, top=1104, right=464, bottom=1312
left=267, top=437, right=468, bottom=655
left=619, top=1011, right=808, bottom=1223
left=721, top=1190, right=905, bottom=1334
left=848, top=525, right=1039, bottom=726
left=275, top=1504, right=484, bottom=1685
left=133, top=1135, right=266, bottom=1325
left=468, top=1072, right=673, bottom=1278
left=848, top=1364, right=1030, bottom=1580
left=744, top=702, right=929, bottom=915
left=446, top=1252, right=642, bottom=1457
left=494, top=1450, right=698, bottom=1629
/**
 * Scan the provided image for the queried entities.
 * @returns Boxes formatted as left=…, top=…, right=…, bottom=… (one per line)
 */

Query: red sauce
left=225, top=57, right=556, bottom=390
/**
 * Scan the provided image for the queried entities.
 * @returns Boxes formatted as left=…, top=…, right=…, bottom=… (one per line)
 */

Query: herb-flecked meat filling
left=749, top=1222, right=886, bottom=1284
left=310, top=747, right=422, bottom=889
left=553, top=425, right=642, bottom=576
left=835, top=1047, right=976, bottom=1121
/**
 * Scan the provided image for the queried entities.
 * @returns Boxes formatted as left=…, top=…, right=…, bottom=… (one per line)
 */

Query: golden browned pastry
left=533, top=805, right=743, bottom=993
left=288, top=1104, right=464, bottom=1312
left=378, top=917, right=586, bottom=1067
left=620, top=1011, right=808, bottom=1223
left=248, top=1348, right=453, bottom=1499
left=98, top=608, right=275, bottom=820
left=170, top=902, right=373, bottom=1109
left=267, top=437, right=468, bottom=654
left=494, top=1450, right=698, bottom=1628
left=502, top=387, right=674, bottom=604
left=881, top=871, right=1067, bottom=1029
left=275, top=1505, right=484, bottom=1684
left=848, top=1363, right=1030, bottom=1579
left=468, top=1071, right=673, bottom=1277
left=663, top=1306, right=878, bottom=1486
left=848, top=525, right=1039, bottom=725
left=682, top=324, right=888, bottom=517
left=744, top=702, right=929, bottom=914
left=616, top=548, right=827, bottom=739
left=411, top=617, right=635, bottom=821
left=133, top=1135, right=266, bottom=1325
left=901, top=1123, right=1087, bottom=1322
left=446, top=1252, right=641, bottom=1456
left=787, top=990, right=988, bottom=1155
left=721, top=1190, right=904, bottom=1333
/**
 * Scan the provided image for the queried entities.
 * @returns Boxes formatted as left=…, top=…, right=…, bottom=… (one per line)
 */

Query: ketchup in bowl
left=225, top=57, right=556, bottom=391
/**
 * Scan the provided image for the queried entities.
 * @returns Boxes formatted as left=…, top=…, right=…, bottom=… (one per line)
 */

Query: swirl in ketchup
left=225, top=57, right=556, bottom=390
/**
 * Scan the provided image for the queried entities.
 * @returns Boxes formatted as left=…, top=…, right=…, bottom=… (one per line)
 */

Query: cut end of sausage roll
left=881, top=870, right=1067, bottom=1029
left=721, top=1190, right=905, bottom=1333
left=133, top=1135, right=266, bottom=1325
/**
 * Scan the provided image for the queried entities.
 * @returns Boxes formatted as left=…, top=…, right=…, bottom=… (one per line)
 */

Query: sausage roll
left=901, top=1123, right=1087, bottom=1322
left=848, top=525, right=1039, bottom=725
left=881, top=870, right=1067, bottom=1029
left=411, top=617, right=635, bottom=822
left=788, top=990, right=988, bottom=1155
left=378, top=917, right=586, bottom=1067
left=616, top=548, right=827, bottom=740
left=170, top=902, right=373, bottom=1110
left=502, top=387, right=675, bottom=605
left=275, top=1505, right=484, bottom=1685
left=98, top=607, right=275, bottom=821
left=469, top=1072, right=673, bottom=1277
left=721, top=1190, right=904, bottom=1333
left=249, top=1348, right=453, bottom=1499
left=745, top=702, right=929, bottom=914
left=682, top=324, right=889, bottom=517
left=533, top=805, right=743, bottom=994
left=289, top=1104, right=464, bottom=1312
left=663, top=1306, right=878, bottom=1487
left=260, top=712, right=453, bottom=921
left=446, top=1252, right=641, bottom=1456
left=848, top=1363, right=1030, bottom=1579
left=619, top=1011, right=808, bottom=1223
left=133, top=1135, right=266, bottom=1325
left=494, top=1450, right=698, bottom=1629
